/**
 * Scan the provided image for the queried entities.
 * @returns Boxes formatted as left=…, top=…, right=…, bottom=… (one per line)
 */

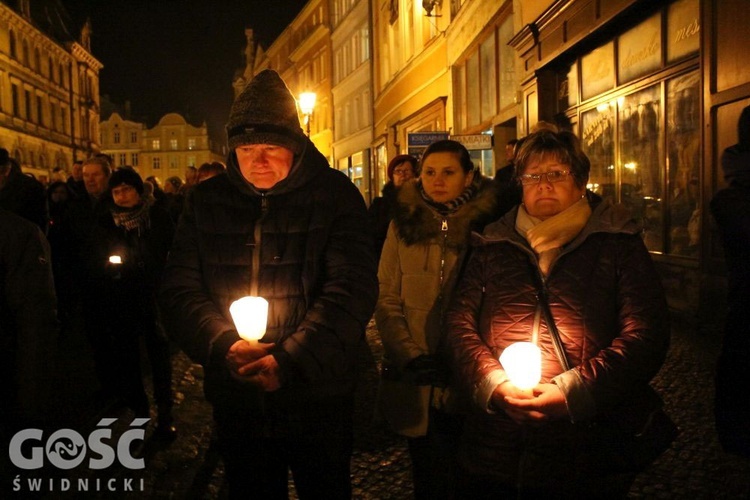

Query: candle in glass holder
left=499, top=342, right=542, bottom=390
left=108, top=255, right=122, bottom=264
left=229, top=296, right=268, bottom=342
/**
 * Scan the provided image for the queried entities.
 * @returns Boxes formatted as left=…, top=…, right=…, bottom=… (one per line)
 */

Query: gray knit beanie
left=226, top=69, right=306, bottom=154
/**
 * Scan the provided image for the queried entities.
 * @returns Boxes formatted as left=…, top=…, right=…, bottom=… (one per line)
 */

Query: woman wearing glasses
left=375, top=140, right=498, bottom=499
left=446, top=129, right=671, bottom=497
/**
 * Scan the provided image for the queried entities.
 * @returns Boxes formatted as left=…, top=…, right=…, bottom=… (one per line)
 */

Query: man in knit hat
left=711, top=105, right=750, bottom=459
left=160, top=69, right=377, bottom=498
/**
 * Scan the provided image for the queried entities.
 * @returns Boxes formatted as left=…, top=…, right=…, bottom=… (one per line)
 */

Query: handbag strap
left=532, top=272, right=571, bottom=372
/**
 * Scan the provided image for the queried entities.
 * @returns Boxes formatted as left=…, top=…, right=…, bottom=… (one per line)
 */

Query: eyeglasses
left=518, top=170, right=570, bottom=186
left=392, top=168, right=414, bottom=177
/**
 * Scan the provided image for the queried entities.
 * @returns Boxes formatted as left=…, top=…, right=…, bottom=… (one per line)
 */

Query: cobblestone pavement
left=7, top=318, right=750, bottom=499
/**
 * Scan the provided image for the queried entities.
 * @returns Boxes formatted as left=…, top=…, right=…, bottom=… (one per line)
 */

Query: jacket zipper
left=249, top=193, right=267, bottom=297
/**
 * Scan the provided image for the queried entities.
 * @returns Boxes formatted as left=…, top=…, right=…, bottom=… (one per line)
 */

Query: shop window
left=665, top=71, right=700, bottom=257
left=618, top=13, right=662, bottom=85
left=667, top=0, right=700, bottom=63
left=620, top=85, right=663, bottom=253
left=351, top=152, right=364, bottom=190
left=581, top=42, right=614, bottom=101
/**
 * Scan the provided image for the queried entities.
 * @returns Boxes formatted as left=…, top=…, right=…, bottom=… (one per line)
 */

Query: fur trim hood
left=392, top=174, right=498, bottom=248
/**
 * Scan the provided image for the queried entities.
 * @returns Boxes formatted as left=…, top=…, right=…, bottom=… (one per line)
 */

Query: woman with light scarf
left=375, top=140, right=498, bottom=499
left=446, top=130, right=671, bottom=498
left=94, top=167, right=178, bottom=441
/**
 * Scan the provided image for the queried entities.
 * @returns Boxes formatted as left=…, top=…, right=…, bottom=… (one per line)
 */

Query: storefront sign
left=450, top=134, right=493, bottom=150
left=407, top=132, right=450, bottom=147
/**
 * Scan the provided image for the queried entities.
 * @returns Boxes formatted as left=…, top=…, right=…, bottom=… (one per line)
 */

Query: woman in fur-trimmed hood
left=375, top=139, right=498, bottom=499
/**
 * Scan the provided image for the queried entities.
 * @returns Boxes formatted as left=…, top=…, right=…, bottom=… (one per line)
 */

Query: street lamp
left=299, top=92, right=317, bottom=137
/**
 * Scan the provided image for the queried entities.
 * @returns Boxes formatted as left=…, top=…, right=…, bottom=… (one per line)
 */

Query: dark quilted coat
left=159, top=139, right=378, bottom=411
left=445, top=197, right=670, bottom=488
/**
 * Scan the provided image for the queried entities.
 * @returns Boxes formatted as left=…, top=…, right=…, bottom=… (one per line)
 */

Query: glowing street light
left=299, top=92, right=317, bottom=137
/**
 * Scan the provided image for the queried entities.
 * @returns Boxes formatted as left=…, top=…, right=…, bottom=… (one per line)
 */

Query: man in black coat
left=0, top=149, right=47, bottom=232
left=712, top=105, right=750, bottom=459
left=0, top=209, right=57, bottom=437
left=159, top=69, right=378, bottom=499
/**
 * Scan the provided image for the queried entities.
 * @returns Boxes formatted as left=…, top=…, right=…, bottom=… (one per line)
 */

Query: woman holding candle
left=375, top=139, right=497, bottom=499
left=446, top=129, right=671, bottom=497
left=94, top=167, right=177, bottom=441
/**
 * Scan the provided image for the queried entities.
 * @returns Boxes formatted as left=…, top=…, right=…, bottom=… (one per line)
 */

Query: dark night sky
left=60, top=0, right=307, bottom=145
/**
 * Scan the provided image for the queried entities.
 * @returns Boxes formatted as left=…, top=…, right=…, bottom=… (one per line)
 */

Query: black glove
left=403, top=354, right=450, bottom=387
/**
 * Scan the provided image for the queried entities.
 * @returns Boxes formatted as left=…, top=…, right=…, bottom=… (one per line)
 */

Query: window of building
left=131, top=132, right=138, bottom=143
left=22, top=40, right=29, bottom=66
left=61, top=107, right=67, bottom=133
left=11, top=84, right=18, bottom=116
left=48, top=57, right=53, bottom=80
left=152, top=157, right=161, bottom=169
left=34, top=48, right=40, bottom=73
left=152, top=139, right=161, bottom=150
left=113, top=131, right=120, bottom=144
left=453, top=15, right=513, bottom=133
left=170, top=139, right=178, bottom=150
left=169, top=155, right=178, bottom=168
left=188, top=138, right=196, bottom=150
left=187, top=156, right=196, bottom=167
left=131, top=153, right=138, bottom=166
left=36, top=95, right=43, bottom=125
left=24, top=89, right=31, bottom=120
left=9, top=31, right=16, bottom=59
left=119, top=153, right=127, bottom=166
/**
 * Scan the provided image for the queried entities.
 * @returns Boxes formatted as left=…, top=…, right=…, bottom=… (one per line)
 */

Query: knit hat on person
left=226, top=69, right=306, bottom=154
left=721, top=105, right=750, bottom=185
left=108, top=167, right=144, bottom=195
left=387, top=154, right=418, bottom=181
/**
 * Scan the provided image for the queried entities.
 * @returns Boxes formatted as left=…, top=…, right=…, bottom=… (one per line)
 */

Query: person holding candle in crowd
left=375, top=139, right=497, bottom=499
left=93, top=167, right=177, bottom=440
left=159, top=69, right=377, bottom=499
left=446, top=129, right=671, bottom=497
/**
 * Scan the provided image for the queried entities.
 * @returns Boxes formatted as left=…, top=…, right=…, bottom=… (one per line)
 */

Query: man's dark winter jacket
left=0, top=209, right=57, bottom=432
left=159, top=139, right=378, bottom=409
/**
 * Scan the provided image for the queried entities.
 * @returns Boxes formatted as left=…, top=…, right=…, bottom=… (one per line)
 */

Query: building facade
left=100, top=111, right=223, bottom=182
left=507, top=0, right=745, bottom=321
left=0, top=0, right=102, bottom=183
left=331, top=0, right=373, bottom=201
left=236, top=0, right=745, bottom=319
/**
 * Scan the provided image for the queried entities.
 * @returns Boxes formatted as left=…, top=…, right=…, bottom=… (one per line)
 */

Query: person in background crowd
left=368, top=154, right=417, bottom=260
left=446, top=129, right=670, bottom=497
left=46, top=181, right=75, bottom=333
left=64, top=155, right=116, bottom=400
left=495, top=139, right=518, bottom=184
left=197, top=161, right=227, bottom=183
left=185, top=166, right=199, bottom=190
left=711, top=105, right=750, bottom=459
left=0, top=208, right=57, bottom=439
left=66, top=160, right=86, bottom=199
left=0, top=148, right=48, bottom=231
left=375, top=140, right=497, bottom=499
left=94, top=168, right=177, bottom=440
left=163, top=176, right=186, bottom=223
left=146, top=175, right=167, bottom=206
left=160, top=69, right=377, bottom=499
left=494, top=138, right=523, bottom=217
